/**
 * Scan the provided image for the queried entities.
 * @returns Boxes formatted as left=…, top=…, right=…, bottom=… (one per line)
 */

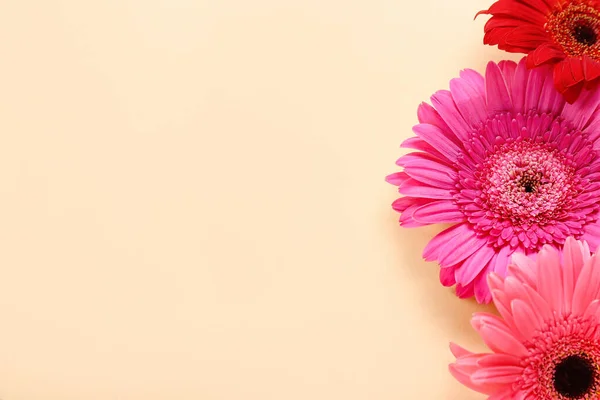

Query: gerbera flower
left=450, top=238, right=600, bottom=399
left=386, top=59, right=600, bottom=303
left=478, top=0, right=600, bottom=102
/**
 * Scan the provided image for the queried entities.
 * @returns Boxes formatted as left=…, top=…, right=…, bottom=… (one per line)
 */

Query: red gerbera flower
left=479, top=0, right=600, bottom=102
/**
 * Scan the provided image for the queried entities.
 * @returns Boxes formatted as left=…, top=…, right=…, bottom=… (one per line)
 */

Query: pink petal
left=439, top=228, right=486, bottom=267
left=471, top=365, right=523, bottom=385
left=449, top=364, right=490, bottom=395
left=423, top=224, right=464, bottom=261
left=398, top=178, right=454, bottom=199
left=385, top=171, right=410, bottom=186
left=455, top=245, right=495, bottom=285
left=392, top=197, right=431, bottom=213
left=584, top=299, right=600, bottom=320
left=485, top=61, right=513, bottom=113
left=456, top=282, right=475, bottom=299
left=511, top=58, right=530, bottom=113
left=416, top=101, right=451, bottom=132
left=396, top=151, right=452, bottom=168
left=412, top=123, right=461, bottom=163
left=460, top=68, right=485, bottom=94
left=511, top=299, right=543, bottom=341
left=562, top=86, right=600, bottom=130
left=450, top=77, right=487, bottom=126
left=479, top=323, right=528, bottom=357
left=412, top=200, right=465, bottom=224
left=403, top=161, right=457, bottom=189
left=497, top=61, right=517, bottom=93
left=449, top=342, right=473, bottom=358
left=522, top=284, right=552, bottom=323
left=525, top=66, right=547, bottom=112
left=492, top=245, right=512, bottom=278
left=582, top=222, right=600, bottom=251
left=503, top=276, right=531, bottom=306
left=399, top=203, right=430, bottom=227
left=572, top=255, right=600, bottom=315
left=536, top=245, right=563, bottom=311
left=431, top=90, right=472, bottom=142
left=535, top=63, right=564, bottom=114
left=400, top=137, right=445, bottom=160
left=508, top=252, right=536, bottom=288
left=477, top=353, right=522, bottom=368
left=562, top=237, right=589, bottom=313
left=440, top=265, right=457, bottom=287
left=474, top=264, right=494, bottom=304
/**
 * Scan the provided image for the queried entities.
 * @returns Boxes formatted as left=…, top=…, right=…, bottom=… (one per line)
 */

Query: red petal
left=554, top=59, right=586, bottom=102
left=583, top=55, right=600, bottom=81
left=485, top=26, right=540, bottom=53
left=484, top=16, right=520, bottom=31
left=526, top=42, right=565, bottom=67
left=505, top=26, right=549, bottom=49
left=487, top=0, right=548, bottom=24
left=562, top=83, right=585, bottom=104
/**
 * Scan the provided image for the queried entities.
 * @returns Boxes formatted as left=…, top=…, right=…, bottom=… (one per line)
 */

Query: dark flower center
left=518, top=172, right=541, bottom=194
left=547, top=4, right=600, bottom=58
left=554, top=355, right=596, bottom=398
left=574, top=24, right=598, bottom=45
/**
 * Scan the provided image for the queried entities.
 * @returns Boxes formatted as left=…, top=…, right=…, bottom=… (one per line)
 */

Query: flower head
left=450, top=238, right=600, bottom=399
left=478, top=0, right=600, bottom=102
left=387, top=59, right=600, bottom=303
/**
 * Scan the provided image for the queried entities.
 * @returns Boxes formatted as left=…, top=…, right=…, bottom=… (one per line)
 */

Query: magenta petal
left=456, top=282, right=475, bottom=299
left=385, top=171, right=409, bottom=186
left=403, top=161, right=457, bottom=189
left=440, top=266, right=457, bottom=287
left=497, top=61, right=517, bottom=93
left=417, top=101, right=451, bottom=132
left=439, top=227, right=486, bottom=267
left=485, top=61, right=513, bottom=113
left=392, top=197, right=430, bottom=213
left=455, top=245, right=496, bottom=286
left=413, top=201, right=465, bottom=224
left=510, top=58, right=529, bottom=113
left=460, top=68, right=485, bottom=94
left=450, top=77, right=487, bottom=126
left=582, top=223, right=600, bottom=251
left=399, top=178, right=454, bottom=199
left=423, top=224, right=464, bottom=261
left=562, top=87, right=600, bottom=130
left=412, top=123, right=461, bottom=162
left=524, top=66, right=546, bottom=112
left=400, top=137, right=445, bottom=160
left=431, top=90, right=472, bottom=142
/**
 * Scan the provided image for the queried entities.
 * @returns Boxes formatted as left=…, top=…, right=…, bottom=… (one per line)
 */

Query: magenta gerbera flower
left=450, top=238, right=600, bottom=399
left=387, top=58, right=600, bottom=303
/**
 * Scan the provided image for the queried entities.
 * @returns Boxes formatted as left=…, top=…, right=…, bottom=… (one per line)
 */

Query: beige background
left=0, top=1, right=521, bottom=399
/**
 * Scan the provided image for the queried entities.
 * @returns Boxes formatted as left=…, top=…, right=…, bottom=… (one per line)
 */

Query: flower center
left=456, top=112, right=599, bottom=251
left=480, top=140, right=575, bottom=224
left=518, top=172, right=541, bottom=193
left=574, top=24, right=598, bottom=46
left=554, top=355, right=596, bottom=398
left=518, top=316, right=600, bottom=399
left=547, top=4, right=600, bottom=58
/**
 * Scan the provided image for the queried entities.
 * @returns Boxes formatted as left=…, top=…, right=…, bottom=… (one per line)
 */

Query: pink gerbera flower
left=387, top=59, right=600, bottom=303
left=450, top=238, right=600, bottom=399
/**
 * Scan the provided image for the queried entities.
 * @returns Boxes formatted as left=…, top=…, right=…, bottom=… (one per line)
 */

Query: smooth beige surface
left=0, top=1, right=520, bottom=399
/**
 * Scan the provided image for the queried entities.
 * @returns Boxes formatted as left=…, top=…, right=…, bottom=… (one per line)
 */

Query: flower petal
left=412, top=123, right=461, bottom=162
left=536, top=245, right=563, bottom=311
left=486, top=61, right=513, bottom=113
left=455, top=244, right=496, bottom=286
left=412, top=200, right=465, bottom=224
